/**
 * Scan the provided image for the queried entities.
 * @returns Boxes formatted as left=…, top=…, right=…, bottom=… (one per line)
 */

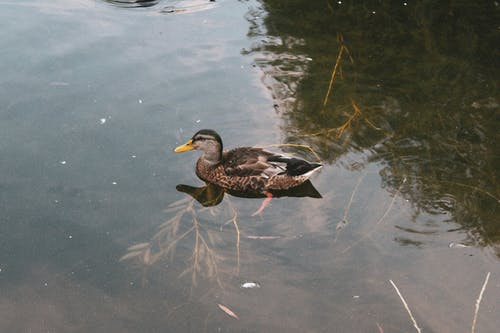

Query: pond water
left=0, top=1, right=498, bottom=332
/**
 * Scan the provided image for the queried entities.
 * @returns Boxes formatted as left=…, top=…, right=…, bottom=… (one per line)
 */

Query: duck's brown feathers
left=196, top=147, right=321, bottom=193
left=175, top=129, right=322, bottom=194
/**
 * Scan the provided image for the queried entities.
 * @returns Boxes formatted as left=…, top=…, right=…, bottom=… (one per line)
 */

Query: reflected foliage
left=248, top=1, right=500, bottom=252
left=121, top=181, right=321, bottom=289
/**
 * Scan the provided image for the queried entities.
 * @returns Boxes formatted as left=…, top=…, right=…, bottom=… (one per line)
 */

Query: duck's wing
left=223, top=148, right=322, bottom=178
left=222, top=147, right=279, bottom=177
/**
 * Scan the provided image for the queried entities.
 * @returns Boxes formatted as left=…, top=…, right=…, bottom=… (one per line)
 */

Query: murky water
left=0, top=1, right=498, bottom=332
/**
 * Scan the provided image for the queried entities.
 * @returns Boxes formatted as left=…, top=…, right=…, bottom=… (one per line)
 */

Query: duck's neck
left=201, top=149, right=222, bottom=166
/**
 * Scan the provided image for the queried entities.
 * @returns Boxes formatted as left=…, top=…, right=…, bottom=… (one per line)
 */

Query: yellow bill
left=174, top=139, right=194, bottom=152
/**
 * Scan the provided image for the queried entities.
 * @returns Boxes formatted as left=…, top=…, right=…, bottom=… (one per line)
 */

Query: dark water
left=0, top=1, right=499, bottom=332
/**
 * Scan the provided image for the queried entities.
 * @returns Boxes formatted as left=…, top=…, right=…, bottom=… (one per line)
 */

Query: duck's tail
left=268, top=156, right=323, bottom=177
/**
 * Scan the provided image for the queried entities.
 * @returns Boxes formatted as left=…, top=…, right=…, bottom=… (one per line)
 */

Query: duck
left=174, top=129, right=322, bottom=195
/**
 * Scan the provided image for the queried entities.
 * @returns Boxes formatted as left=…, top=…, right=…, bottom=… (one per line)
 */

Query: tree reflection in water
left=245, top=0, right=500, bottom=255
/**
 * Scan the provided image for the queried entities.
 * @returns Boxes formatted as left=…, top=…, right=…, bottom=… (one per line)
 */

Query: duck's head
left=174, top=129, right=223, bottom=164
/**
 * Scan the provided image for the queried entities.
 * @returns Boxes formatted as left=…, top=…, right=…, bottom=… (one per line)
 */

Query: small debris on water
left=100, top=118, right=107, bottom=124
left=131, top=155, right=137, bottom=158
left=245, top=235, right=281, bottom=240
left=449, top=242, right=468, bottom=248
left=139, top=99, right=143, bottom=104
left=241, top=281, right=260, bottom=289
left=68, top=235, right=73, bottom=239
left=60, top=160, right=67, bottom=165
left=217, top=303, right=239, bottom=320
left=49, top=81, right=69, bottom=86
left=112, top=181, right=117, bottom=185
left=353, top=295, right=360, bottom=299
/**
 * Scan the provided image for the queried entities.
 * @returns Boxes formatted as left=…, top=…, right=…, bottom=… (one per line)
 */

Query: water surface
left=0, top=1, right=498, bottom=332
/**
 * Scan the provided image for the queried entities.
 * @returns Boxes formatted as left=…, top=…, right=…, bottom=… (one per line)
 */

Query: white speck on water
left=0, top=268, right=2, bottom=273
left=54, top=200, right=59, bottom=203
left=403, top=2, right=407, bottom=5
left=372, top=11, right=376, bottom=14
left=44, top=282, right=48, bottom=287
left=241, top=282, right=260, bottom=289
left=196, top=119, right=201, bottom=123
left=337, top=1, right=342, bottom=4
left=305, top=57, right=313, bottom=61
left=131, top=155, right=137, bottom=158
left=138, top=99, right=143, bottom=104
left=100, top=118, right=106, bottom=124
left=60, top=160, right=67, bottom=165
left=112, top=181, right=117, bottom=185
left=353, top=295, right=360, bottom=299
left=68, top=235, right=73, bottom=239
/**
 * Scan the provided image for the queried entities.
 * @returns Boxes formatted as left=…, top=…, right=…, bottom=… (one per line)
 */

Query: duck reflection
left=176, top=180, right=322, bottom=208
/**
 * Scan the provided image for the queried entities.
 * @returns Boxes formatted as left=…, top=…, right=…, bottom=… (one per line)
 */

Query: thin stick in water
left=471, top=271, right=491, bottom=333
left=389, top=279, right=422, bottom=333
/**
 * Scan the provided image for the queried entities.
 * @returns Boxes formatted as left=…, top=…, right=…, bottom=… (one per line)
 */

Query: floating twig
left=322, top=33, right=353, bottom=112
left=471, top=271, right=491, bottom=333
left=389, top=279, right=422, bottom=333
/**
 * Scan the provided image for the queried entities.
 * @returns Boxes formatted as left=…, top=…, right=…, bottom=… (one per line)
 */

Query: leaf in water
left=217, top=303, right=239, bottom=320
